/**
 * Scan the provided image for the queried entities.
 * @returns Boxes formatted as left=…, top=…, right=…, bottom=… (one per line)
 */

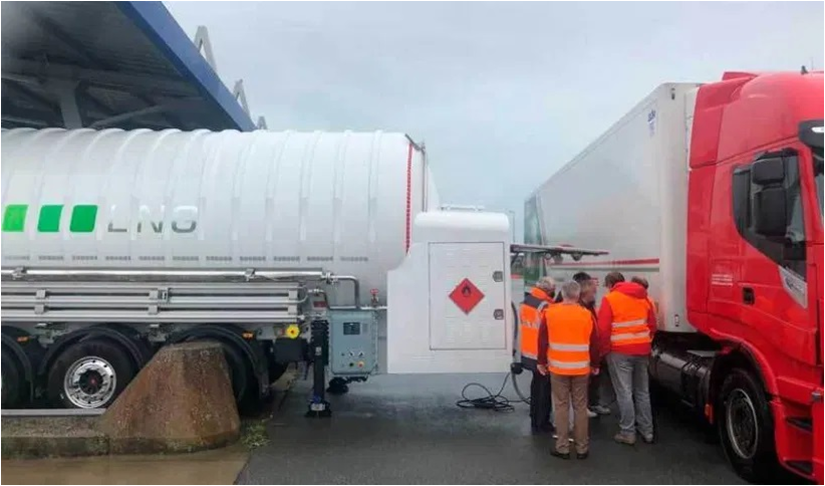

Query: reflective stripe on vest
left=611, top=318, right=647, bottom=329
left=611, top=331, right=651, bottom=342
left=605, top=291, right=652, bottom=348
left=549, top=343, right=590, bottom=352
left=544, top=303, right=593, bottom=376
left=519, top=288, right=552, bottom=360
left=548, top=359, right=591, bottom=370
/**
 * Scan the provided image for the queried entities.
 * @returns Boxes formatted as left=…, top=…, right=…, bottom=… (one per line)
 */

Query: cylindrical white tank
left=1, top=128, right=440, bottom=305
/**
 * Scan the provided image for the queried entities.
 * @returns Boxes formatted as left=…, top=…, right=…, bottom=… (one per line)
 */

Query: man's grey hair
left=536, top=276, right=556, bottom=292
left=561, top=280, right=581, bottom=301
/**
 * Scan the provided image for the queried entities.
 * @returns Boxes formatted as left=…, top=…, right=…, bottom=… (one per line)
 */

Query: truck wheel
left=717, top=368, right=780, bottom=483
left=47, top=338, right=137, bottom=409
left=224, top=342, right=251, bottom=403
left=2, top=353, right=22, bottom=408
left=197, top=339, right=251, bottom=406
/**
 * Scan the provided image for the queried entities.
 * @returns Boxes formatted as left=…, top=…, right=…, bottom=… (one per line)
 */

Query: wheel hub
left=63, top=357, right=116, bottom=408
left=725, top=388, right=759, bottom=460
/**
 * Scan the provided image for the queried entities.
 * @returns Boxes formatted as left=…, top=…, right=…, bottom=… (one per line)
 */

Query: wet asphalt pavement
left=237, top=373, right=746, bottom=485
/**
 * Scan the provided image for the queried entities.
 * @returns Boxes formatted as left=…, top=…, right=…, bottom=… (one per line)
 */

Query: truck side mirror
left=752, top=186, right=787, bottom=237
left=751, top=157, right=785, bottom=185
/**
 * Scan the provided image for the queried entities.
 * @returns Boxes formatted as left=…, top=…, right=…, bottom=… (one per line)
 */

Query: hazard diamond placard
left=449, top=278, right=485, bottom=314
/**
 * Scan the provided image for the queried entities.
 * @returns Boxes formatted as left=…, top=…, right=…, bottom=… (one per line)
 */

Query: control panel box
left=329, top=310, right=378, bottom=376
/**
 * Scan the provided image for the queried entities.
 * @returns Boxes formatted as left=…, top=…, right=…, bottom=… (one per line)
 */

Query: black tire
left=269, top=362, right=288, bottom=383
left=198, top=339, right=251, bottom=405
left=716, top=368, right=780, bottom=483
left=2, top=352, right=22, bottom=408
left=47, top=338, right=137, bottom=409
left=327, top=377, right=349, bottom=395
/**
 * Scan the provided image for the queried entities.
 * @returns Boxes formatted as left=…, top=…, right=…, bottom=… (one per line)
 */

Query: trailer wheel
left=717, top=368, right=779, bottom=483
left=47, top=338, right=137, bottom=409
left=192, top=339, right=252, bottom=406
left=2, top=353, right=22, bottom=408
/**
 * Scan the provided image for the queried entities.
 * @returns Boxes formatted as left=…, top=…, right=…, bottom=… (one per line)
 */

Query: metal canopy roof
left=1, top=1, right=255, bottom=131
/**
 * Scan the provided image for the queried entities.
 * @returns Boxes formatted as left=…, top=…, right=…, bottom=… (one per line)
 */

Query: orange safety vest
left=544, top=304, right=593, bottom=376
left=604, top=291, right=653, bottom=349
left=519, top=287, right=553, bottom=361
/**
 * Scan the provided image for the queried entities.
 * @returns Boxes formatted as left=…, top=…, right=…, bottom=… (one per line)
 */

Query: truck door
left=725, top=148, right=816, bottom=367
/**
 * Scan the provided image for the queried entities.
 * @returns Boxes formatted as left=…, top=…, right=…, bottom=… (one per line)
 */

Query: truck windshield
left=815, top=146, right=823, bottom=220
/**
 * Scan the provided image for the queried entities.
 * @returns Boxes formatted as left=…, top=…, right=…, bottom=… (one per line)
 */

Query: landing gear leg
left=306, top=319, right=331, bottom=418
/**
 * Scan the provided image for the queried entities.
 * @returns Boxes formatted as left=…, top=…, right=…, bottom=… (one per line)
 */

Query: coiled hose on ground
left=455, top=301, right=531, bottom=411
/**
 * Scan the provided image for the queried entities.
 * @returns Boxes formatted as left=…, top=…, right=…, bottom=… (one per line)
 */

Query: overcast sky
left=166, top=1, right=824, bottom=240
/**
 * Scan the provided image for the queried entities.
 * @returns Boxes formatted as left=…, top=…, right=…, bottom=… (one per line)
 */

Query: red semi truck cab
left=685, top=71, right=823, bottom=482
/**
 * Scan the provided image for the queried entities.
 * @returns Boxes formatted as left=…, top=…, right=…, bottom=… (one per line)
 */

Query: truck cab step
left=786, top=417, right=813, bottom=433
left=785, top=460, right=813, bottom=477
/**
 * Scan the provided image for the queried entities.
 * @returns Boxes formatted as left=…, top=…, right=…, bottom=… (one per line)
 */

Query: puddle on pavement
left=1, top=445, right=249, bottom=485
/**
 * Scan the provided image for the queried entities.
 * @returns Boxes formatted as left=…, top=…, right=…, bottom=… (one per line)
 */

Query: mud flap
left=814, top=390, right=824, bottom=484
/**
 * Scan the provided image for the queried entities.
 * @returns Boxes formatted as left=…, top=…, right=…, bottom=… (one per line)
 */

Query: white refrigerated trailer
left=524, top=82, right=702, bottom=331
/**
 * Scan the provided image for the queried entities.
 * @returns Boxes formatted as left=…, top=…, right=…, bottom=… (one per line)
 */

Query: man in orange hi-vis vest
left=519, top=277, right=556, bottom=433
left=537, top=280, right=599, bottom=460
left=598, top=271, right=657, bottom=446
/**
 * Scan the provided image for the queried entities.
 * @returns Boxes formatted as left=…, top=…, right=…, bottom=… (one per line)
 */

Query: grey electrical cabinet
left=328, top=310, right=378, bottom=376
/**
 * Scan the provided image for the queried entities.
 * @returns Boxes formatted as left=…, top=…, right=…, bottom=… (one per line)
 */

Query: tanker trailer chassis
left=0, top=266, right=374, bottom=416
left=1, top=205, right=610, bottom=418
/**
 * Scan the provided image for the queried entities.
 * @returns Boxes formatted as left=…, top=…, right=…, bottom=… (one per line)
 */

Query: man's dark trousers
left=524, top=358, right=552, bottom=430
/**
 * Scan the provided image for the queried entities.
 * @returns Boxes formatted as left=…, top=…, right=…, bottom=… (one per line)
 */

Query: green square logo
left=37, top=205, right=64, bottom=232
left=69, top=205, right=98, bottom=233
left=2, top=204, right=28, bottom=232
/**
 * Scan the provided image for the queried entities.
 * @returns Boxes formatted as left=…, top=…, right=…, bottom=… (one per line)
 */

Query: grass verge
left=240, top=419, right=270, bottom=449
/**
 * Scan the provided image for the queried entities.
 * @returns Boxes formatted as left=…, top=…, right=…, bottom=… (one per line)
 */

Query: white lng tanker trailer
left=1, top=128, right=602, bottom=414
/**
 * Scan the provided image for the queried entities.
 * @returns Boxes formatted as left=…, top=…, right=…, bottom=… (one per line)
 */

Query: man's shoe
left=586, top=408, right=598, bottom=418
left=550, top=450, right=570, bottom=460
left=576, top=452, right=589, bottom=460
left=614, top=432, right=637, bottom=445
left=591, top=405, right=611, bottom=415
left=641, top=434, right=654, bottom=444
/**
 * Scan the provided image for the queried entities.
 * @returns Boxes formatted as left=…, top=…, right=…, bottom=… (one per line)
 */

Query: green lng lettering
left=69, top=205, right=98, bottom=233
left=37, top=205, right=63, bottom=233
left=0, top=204, right=201, bottom=234
left=2, top=204, right=27, bottom=232
left=2, top=204, right=99, bottom=233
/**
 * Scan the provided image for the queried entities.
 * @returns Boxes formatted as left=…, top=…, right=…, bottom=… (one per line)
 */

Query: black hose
left=510, top=368, right=531, bottom=404
left=456, top=371, right=531, bottom=412
left=508, top=298, right=531, bottom=404
left=456, top=374, right=515, bottom=412
left=455, top=300, right=532, bottom=412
